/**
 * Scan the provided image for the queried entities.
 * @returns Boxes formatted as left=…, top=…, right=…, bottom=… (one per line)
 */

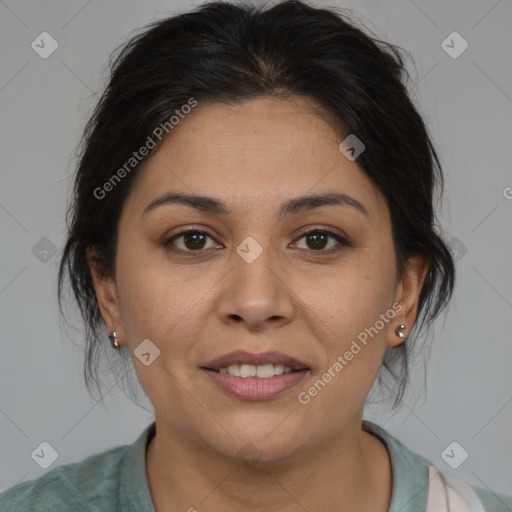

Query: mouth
left=200, top=350, right=310, bottom=400
left=205, top=363, right=306, bottom=378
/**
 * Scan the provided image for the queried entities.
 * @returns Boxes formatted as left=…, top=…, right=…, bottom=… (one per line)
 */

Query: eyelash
left=163, top=227, right=349, bottom=256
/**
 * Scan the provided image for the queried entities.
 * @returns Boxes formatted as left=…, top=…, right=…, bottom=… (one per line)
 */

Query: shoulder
left=425, top=464, right=512, bottom=512
left=362, top=420, right=512, bottom=512
left=0, top=443, right=131, bottom=512
left=470, top=485, right=512, bottom=512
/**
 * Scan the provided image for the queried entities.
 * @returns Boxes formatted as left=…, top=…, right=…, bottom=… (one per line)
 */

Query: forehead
left=124, top=97, right=384, bottom=218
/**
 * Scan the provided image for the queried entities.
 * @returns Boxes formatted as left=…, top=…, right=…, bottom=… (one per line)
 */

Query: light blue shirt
left=1, top=420, right=510, bottom=511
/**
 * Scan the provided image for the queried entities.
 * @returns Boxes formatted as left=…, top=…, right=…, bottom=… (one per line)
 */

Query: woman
left=1, top=1, right=510, bottom=510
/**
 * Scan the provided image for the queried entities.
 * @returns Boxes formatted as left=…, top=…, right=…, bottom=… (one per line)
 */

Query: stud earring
left=108, top=331, right=120, bottom=349
left=395, top=324, right=406, bottom=338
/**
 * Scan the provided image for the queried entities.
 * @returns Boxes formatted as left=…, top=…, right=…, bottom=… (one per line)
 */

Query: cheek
left=300, top=249, right=397, bottom=404
left=314, top=251, right=396, bottom=347
left=114, top=252, right=206, bottom=421
left=115, top=235, right=196, bottom=340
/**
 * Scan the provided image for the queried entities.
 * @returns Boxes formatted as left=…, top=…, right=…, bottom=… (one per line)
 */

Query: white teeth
left=227, top=364, right=240, bottom=377
left=256, top=364, right=274, bottom=378
left=274, top=364, right=284, bottom=375
left=240, top=364, right=256, bottom=378
left=217, top=364, right=297, bottom=378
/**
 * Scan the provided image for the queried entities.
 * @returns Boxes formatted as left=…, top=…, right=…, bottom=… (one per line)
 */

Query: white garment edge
left=425, top=466, right=485, bottom=512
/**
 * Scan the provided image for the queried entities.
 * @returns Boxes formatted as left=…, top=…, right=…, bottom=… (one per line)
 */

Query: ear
left=388, top=253, right=430, bottom=348
left=86, top=247, right=125, bottom=347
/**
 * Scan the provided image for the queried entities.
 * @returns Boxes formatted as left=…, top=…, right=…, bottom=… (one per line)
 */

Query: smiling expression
left=89, top=95, right=425, bottom=462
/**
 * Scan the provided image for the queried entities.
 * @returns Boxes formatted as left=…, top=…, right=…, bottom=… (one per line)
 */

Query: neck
left=145, top=413, right=392, bottom=512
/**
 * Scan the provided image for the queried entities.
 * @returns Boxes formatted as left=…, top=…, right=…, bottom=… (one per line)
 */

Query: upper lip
left=202, top=351, right=309, bottom=371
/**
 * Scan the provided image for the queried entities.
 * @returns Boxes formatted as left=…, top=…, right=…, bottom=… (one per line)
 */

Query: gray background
left=1, top=0, right=511, bottom=498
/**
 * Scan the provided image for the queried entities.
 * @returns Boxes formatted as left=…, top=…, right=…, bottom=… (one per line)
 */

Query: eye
left=164, top=229, right=221, bottom=252
left=163, top=227, right=349, bottom=255
left=292, top=228, right=348, bottom=253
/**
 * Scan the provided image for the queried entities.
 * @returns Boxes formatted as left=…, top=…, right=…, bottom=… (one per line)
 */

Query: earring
left=108, top=331, right=120, bottom=349
left=395, top=324, right=406, bottom=338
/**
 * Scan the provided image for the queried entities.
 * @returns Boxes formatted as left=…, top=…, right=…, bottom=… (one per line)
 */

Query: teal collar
left=363, top=420, right=430, bottom=512
left=120, top=420, right=430, bottom=511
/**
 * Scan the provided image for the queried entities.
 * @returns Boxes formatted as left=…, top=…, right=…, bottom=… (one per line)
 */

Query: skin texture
left=88, top=96, right=429, bottom=511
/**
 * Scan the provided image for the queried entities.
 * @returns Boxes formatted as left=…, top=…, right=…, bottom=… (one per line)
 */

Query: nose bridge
left=217, top=233, right=294, bottom=328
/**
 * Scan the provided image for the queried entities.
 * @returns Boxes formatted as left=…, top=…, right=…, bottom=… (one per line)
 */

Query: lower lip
left=201, top=368, right=309, bottom=400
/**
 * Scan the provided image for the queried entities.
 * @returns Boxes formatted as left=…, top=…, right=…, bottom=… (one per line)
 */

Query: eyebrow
left=143, top=191, right=369, bottom=219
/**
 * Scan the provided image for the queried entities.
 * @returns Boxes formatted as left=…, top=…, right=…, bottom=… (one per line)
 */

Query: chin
left=205, top=414, right=307, bottom=463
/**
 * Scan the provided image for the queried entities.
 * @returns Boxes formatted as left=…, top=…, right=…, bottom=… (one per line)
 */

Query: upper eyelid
left=294, top=226, right=347, bottom=239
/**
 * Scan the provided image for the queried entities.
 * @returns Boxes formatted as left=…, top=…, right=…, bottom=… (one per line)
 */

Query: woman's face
left=89, top=96, right=426, bottom=462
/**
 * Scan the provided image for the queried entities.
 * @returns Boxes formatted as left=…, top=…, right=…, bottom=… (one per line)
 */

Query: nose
left=216, top=243, right=295, bottom=331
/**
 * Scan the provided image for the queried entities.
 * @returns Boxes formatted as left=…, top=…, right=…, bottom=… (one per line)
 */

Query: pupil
left=185, top=233, right=205, bottom=250
left=308, top=233, right=327, bottom=250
